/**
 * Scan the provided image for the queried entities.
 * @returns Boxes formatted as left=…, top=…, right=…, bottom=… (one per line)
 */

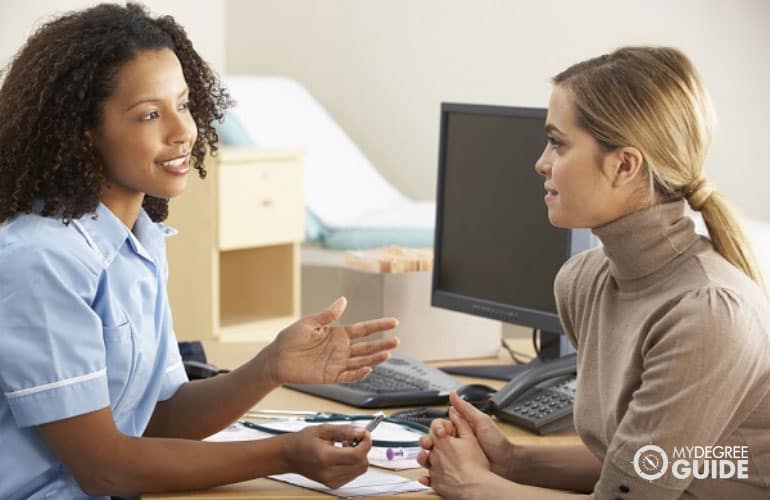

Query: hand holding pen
left=351, top=412, right=385, bottom=447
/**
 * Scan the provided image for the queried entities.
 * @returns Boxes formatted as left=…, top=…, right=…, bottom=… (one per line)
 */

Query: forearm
left=507, top=444, right=600, bottom=494
left=145, top=346, right=279, bottom=439
left=83, top=433, right=291, bottom=496
left=465, top=472, right=589, bottom=500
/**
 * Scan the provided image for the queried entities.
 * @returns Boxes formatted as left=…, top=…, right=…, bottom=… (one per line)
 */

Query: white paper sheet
left=204, top=422, right=429, bottom=496
left=270, top=470, right=429, bottom=498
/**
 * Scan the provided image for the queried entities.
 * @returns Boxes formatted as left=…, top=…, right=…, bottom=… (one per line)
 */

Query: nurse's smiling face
left=89, top=48, right=197, bottom=225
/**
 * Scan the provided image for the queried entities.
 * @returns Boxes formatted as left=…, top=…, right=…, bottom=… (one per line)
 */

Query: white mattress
left=225, top=75, right=434, bottom=230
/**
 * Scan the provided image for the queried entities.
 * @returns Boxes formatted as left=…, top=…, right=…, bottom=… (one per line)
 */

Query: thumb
left=313, top=296, right=347, bottom=325
left=447, top=406, right=474, bottom=438
left=314, top=423, right=365, bottom=443
left=449, top=391, right=489, bottom=430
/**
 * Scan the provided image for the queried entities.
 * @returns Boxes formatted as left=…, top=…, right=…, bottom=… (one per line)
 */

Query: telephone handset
left=487, top=353, right=577, bottom=435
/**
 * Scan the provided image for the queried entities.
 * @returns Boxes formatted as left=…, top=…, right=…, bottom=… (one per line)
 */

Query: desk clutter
left=333, top=246, right=501, bottom=362
left=344, top=246, right=433, bottom=273
left=205, top=417, right=431, bottom=497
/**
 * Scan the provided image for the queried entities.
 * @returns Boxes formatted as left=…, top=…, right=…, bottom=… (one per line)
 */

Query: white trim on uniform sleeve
left=165, top=360, right=184, bottom=374
left=3, top=368, right=107, bottom=399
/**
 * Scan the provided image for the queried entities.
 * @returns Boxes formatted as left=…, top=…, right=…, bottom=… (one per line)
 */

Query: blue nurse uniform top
left=0, top=203, right=189, bottom=499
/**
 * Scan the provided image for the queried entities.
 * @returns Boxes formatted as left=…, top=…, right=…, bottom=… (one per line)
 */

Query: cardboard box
left=338, top=268, right=501, bottom=361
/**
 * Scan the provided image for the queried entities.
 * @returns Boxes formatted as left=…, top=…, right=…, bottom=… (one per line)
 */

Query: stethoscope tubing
left=240, top=415, right=429, bottom=448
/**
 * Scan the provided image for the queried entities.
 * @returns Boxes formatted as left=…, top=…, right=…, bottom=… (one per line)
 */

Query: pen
left=351, top=413, right=385, bottom=447
left=385, top=447, right=421, bottom=460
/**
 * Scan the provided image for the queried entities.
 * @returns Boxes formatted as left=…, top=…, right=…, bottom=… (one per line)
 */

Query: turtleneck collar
left=592, top=201, right=700, bottom=289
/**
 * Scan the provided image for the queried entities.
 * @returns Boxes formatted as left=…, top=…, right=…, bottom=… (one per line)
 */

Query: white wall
left=0, top=0, right=225, bottom=74
left=225, top=0, right=770, bottom=221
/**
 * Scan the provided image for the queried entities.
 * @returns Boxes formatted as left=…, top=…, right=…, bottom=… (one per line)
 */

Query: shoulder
left=0, top=214, right=103, bottom=287
left=555, top=247, right=607, bottom=300
left=649, top=281, right=770, bottom=360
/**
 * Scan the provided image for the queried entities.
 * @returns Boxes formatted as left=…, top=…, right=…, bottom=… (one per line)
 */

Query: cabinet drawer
left=218, top=162, right=304, bottom=249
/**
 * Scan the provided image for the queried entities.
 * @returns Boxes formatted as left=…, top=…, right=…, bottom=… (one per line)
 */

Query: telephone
left=486, top=353, right=577, bottom=435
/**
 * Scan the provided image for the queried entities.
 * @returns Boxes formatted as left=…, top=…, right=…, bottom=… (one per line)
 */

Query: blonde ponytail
left=554, top=46, right=766, bottom=294
left=688, top=183, right=767, bottom=294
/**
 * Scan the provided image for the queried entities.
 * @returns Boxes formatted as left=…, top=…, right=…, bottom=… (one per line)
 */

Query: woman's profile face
left=90, top=48, right=197, bottom=212
left=535, top=85, right=624, bottom=229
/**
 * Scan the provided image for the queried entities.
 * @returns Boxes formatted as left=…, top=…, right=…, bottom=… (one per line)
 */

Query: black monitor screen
left=433, top=104, right=588, bottom=334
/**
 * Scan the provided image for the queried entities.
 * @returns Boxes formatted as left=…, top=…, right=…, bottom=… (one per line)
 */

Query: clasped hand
left=417, top=392, right=517, bottom=499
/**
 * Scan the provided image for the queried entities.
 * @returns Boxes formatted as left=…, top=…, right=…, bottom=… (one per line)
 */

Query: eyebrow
left=126, top=87, right=189, bottom=112
left=545, top=123, right=565, bottom=135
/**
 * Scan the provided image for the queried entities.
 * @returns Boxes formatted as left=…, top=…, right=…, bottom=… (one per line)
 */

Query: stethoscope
left=240, top=411, right=429, bottom=448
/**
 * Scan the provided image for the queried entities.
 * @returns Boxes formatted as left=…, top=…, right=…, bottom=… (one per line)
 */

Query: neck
left=100, top=190, right=144, bottom=230
left=591, top=201, right=699, bottom=290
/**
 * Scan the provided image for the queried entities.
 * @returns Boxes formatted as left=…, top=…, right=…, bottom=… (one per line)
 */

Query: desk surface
left=145, top=339, right=580, bottom=499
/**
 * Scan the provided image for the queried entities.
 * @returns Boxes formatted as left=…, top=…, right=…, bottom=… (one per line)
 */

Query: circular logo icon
left=633, top=445, right=669, bottom=481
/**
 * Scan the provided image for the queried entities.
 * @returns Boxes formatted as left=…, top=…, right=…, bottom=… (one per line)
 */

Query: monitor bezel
left=431, top=102, right=589, bottom=336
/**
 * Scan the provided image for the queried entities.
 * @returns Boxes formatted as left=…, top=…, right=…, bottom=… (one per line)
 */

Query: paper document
left=204, top=422, right=429, bottom=495
left=271, top=470, right=430, bottom=498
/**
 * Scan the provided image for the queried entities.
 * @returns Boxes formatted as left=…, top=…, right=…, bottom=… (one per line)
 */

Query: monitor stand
left=439, top=330, right=561, bottom=381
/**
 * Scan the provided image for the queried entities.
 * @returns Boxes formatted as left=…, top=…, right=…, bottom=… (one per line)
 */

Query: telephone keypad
left=496, top=375, right=576, bottom=434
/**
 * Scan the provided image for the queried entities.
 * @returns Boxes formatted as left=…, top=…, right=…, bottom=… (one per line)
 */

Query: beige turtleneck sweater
left=555, top=201, right=770, bottom=499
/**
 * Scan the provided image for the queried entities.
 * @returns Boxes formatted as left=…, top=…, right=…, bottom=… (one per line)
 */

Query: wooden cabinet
left=165, top=148, right=304, bottom=342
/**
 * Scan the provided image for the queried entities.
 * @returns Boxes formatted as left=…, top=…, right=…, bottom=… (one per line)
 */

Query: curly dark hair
left=0, top=2, right=232, bottom=223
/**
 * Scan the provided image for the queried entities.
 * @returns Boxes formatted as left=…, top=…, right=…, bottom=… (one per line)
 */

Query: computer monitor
left=431, top=102, right=594, bottom=380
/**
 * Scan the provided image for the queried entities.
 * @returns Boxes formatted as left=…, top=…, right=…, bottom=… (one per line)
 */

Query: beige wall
left=225, top=0, right=770, bottom=221
left=0, top=0, right=225, bottom=73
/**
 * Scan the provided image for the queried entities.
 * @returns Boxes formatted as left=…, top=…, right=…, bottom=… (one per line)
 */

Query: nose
left=168, top=112, right=197, bottom=146
left=535, top=145, right=550, bottom=177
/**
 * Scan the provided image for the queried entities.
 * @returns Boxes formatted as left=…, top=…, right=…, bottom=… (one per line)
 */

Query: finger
left=448, top=406, right=474, bottom=438
left=335, top=366, right=372, bottom=384
left=314, top=423, right=365, bottom=444
left=418, top=475, right=431, bottom=487
left=430, top=418, right=451, bottom=439
left=344, top=351, right=390, bottom=371
left=349, top=337, right=400, bottom=357
left=416, top=449, right=431, bottom=468
left=441, top=419, right=455, bottom=437
left=312, top=297, right=348, bottom=325
left=419, top=434, right=434, bottom=450
left=449, top=391, right=488, bottom=428
left=345, top=317, right=399, bottom=339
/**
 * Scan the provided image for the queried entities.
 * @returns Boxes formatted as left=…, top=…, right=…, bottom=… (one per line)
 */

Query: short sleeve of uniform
left=0, top=244, right=110, bottom=427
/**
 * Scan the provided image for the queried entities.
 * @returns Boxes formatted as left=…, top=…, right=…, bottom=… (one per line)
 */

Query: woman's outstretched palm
left=266, top=297, right=399, bottom=385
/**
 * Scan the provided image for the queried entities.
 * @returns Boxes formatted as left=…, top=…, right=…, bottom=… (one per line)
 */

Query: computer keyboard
left=284, top=355, right=463, bottom=408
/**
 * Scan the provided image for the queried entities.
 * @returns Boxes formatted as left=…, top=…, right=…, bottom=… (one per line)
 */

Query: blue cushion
left=322, top=228, right=434, bottom=250
left=305, top=210, right=328, bottom=241
left=214, top=110, right=256, bottom=146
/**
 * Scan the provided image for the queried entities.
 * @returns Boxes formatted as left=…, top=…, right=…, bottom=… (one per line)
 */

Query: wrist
left=469, top=470, right=506, bottom=500
left=504, top=443, right=527, bottom=482
left=251, top=343, right=281, bottom=388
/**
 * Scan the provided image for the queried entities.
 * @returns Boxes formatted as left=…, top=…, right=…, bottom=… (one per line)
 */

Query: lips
left=155, top=153, right=190, bottom=175
left=544, top=184, right=558, bottom=203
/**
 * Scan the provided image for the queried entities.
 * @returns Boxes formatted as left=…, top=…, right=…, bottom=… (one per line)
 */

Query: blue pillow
left=322, top=228, right=434, bottom=250
left=214, top=111, right=255, bottom=146
left=305, top=210, right=328, bottom=242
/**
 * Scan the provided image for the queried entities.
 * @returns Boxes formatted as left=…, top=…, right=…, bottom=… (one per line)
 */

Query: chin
left=155, top=180, right=189, bottom=199
left=547, top=210, right=581, bottom=229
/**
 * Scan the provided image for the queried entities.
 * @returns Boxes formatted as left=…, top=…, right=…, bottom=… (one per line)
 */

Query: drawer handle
left=259, top=198, right=274, bottom=208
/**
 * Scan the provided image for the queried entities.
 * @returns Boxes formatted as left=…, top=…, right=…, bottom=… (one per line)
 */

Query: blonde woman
left=418, top=46, right=770, bottom=499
